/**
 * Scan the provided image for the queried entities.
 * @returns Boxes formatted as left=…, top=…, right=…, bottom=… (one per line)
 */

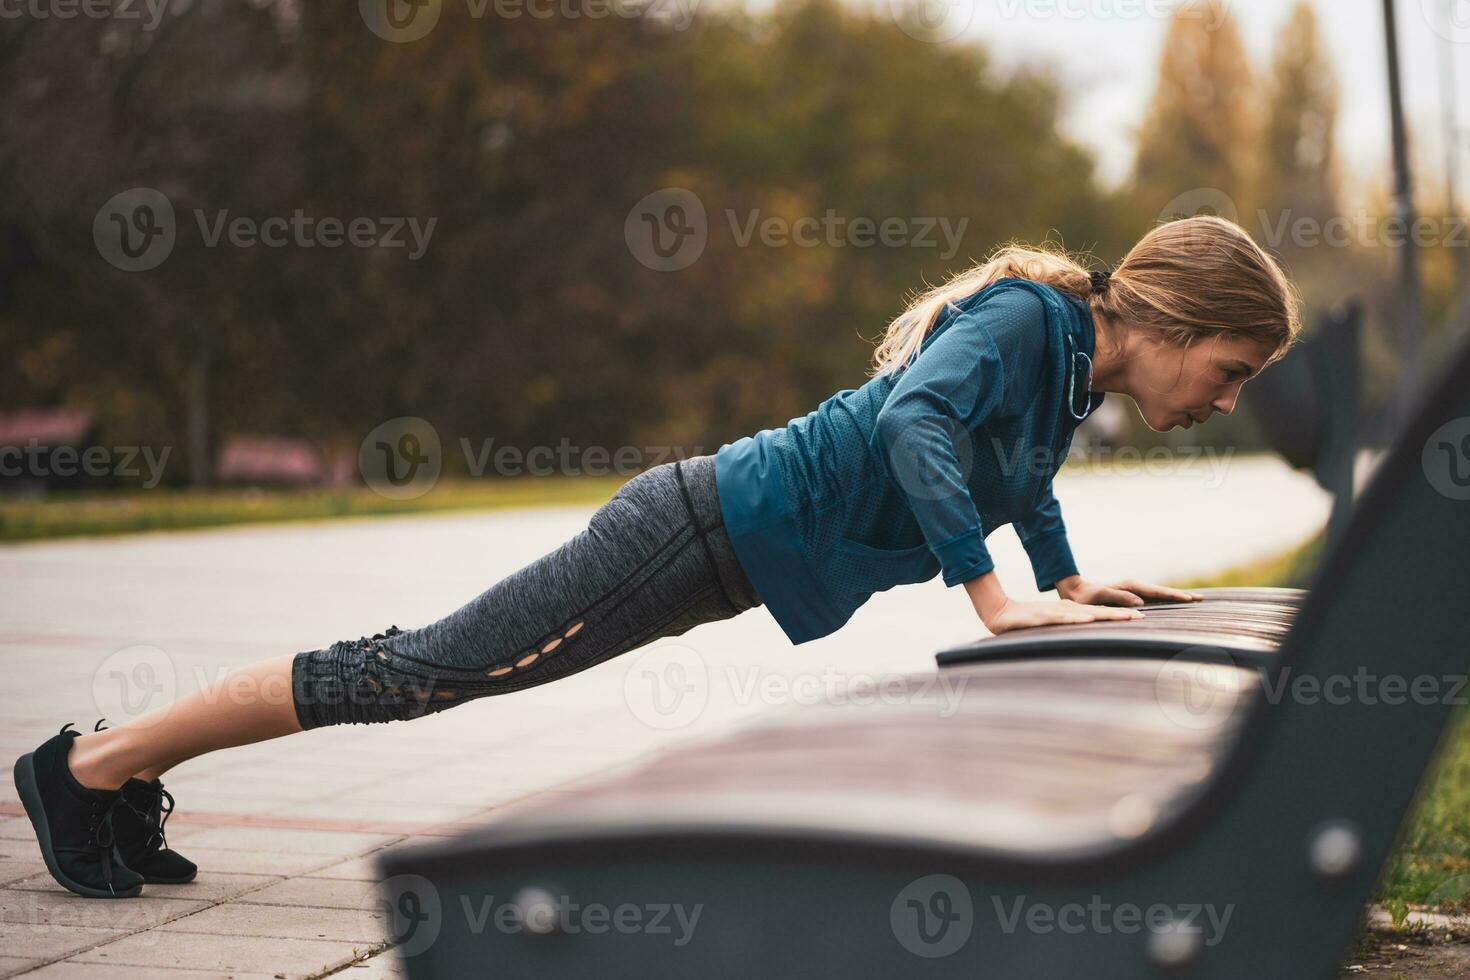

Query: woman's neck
left=1088, top=311, right=1132, bottom=395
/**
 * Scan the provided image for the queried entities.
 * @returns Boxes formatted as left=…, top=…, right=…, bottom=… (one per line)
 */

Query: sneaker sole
left=12, top=752, right=143, bottom=899
left=141, top=868, right=198, bottom=885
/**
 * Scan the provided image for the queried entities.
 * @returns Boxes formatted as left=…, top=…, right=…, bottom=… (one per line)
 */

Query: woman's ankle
left=65, top=732, right=136, bottom=791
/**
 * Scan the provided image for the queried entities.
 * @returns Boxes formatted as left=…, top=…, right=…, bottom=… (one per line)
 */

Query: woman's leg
left=65, top=653, right=303, bottom=790
left=63, top=454, right=762, bottom=790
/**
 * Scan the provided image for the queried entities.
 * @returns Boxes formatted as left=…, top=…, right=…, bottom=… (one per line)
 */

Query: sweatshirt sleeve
left=1014, top=479, right=1080, bottom=592
left=872, top=290, right=1045, bottom=588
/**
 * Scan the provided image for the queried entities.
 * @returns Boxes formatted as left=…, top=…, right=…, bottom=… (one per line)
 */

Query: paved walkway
left=0, top=456, right=1332, bottom=978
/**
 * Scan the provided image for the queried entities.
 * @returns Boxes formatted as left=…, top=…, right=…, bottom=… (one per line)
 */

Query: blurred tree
left=2, top=0, right=1129, bottom=481
left=1254, top=1, right=1344, bottom=308
left=1130, top=0, right=1255, bottom=219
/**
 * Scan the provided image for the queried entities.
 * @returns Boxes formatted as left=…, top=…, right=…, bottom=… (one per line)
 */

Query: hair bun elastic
left=1089, top=269, right=1112, bottom=294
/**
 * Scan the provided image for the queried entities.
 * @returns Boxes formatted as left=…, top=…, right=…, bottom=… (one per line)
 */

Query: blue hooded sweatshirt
left=713, top=276, right=1104, bottom=645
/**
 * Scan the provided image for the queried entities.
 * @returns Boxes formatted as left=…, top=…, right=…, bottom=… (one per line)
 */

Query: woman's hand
left=1054, top=575, right=1204, bottom=608
left=982, top=598, right=1144, bottom=635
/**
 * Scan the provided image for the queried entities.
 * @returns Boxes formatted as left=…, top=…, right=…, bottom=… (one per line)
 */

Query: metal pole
left=1382, top=0, right=1425, bottom=433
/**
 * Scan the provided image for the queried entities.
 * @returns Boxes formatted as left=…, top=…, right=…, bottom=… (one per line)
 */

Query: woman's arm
left=873, top=290, right=1051, bottom=589
left=1014, top=479, right=1080, bottom=591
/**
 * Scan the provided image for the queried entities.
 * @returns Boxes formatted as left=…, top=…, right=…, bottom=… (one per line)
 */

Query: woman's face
left=1126, top=331, right=1277, bottom=433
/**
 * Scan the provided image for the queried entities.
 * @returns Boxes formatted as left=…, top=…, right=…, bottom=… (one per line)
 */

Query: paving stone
left=236, top=876, right=378, bottom=911
left=68, top=929, right=377, bottom=977
left=0, top=955, right=44, bottom=979
left=0, top=818, right=35, bottom=841
left=7, top=871, right=280, bottom=905
left=0, top=921, right=127, bottom=960
left=331, top=949, right=409, bottom=979
left=0, top=889, right=206, bottom=931
left=163, top=826, right=396, bottom=856
left=0, top=859, right=45, bottom=888
left=17, top=961, right=283, bottom=980
left=161, top=847, right=338, bottom=877
left=302, top=854, right=388, bottom=882
left=157, top=900, right=387, bottom=943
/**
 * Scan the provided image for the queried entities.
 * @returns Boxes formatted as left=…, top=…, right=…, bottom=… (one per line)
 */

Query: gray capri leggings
left=291, top=453, right=764, bottom=728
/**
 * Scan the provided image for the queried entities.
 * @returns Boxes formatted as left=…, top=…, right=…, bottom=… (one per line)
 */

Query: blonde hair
left=867, top=215, right=1303, bottom=379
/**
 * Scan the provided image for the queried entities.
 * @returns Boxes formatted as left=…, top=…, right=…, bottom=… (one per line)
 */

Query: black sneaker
left=12, top=723, right=145, bottom=898
left=115, top=776, right=197, bottom=884
left=88, top=720, right=198, bottom=885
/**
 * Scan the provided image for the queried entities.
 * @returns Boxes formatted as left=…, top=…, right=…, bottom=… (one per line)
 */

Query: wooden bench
left=935, top=586, right=1304, bottom=671
left=379, top=335, right=1470, bottom=979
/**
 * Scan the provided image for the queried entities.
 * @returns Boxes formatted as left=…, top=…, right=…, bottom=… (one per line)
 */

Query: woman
left=14, top=214, right=1301, bottom=898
